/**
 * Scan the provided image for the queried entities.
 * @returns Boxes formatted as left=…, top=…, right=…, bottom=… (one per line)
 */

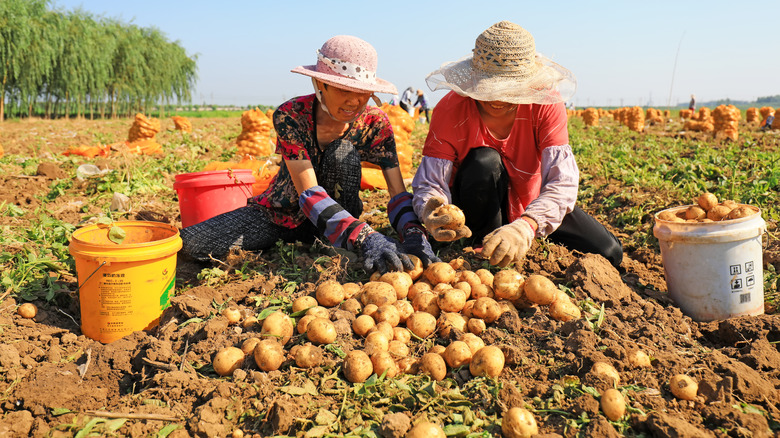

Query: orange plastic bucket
left=69, top=221, right=182, bottom=343
left=173, top=169, right=255, bottom=228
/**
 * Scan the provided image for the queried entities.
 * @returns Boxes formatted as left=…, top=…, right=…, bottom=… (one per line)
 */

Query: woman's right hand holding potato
left=422, top=196, right=472, bottom=242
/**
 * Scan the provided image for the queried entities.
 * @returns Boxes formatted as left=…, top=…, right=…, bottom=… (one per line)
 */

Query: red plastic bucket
left=174, top=169, right=255, bottom=228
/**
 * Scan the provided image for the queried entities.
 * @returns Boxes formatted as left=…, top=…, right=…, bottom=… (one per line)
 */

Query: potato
left=380, top=271, right=413, bottom=299
left=434, top=203, right=466, bottom=229
left=467, top=318, right=486, bottom=335
left=501, top=407, right=538, bottom=438
left=707, top=204, right=731, bottom=221
left=242, top=316, right=259, bottom=330
left=315, top=280, right=345, bottom=307
left=492, top=269, right=525, bottom=301
left=405, top=254, right=424, bottom=281
left=342, top=282, right=362, bottom=299
left=306, top=317, right=337, bottom=345
left=600, top=388, right=626, bottom=421
left=471, top=283, right=495, bottom=300
left=240, top=337, right=261, bottom=355
left=697, top=192, right=718, bottom=211
left=684, top=205, right=706, bottom=220
left=461, top=300, right=476, bottom=318
left=405, top=311, right=437, bottom=339
left=419, top=352, right=447, bottom=381
left=471, top=297, right=502, bottom=323
left=443, top=340, right=472, bottom=367
left=590, top=361, right=620, bottom=386
left=305, top=305, right=330, bottom=319
left=353, top=314, right=376, bottom=337
left=396, top=356, right=419, bottom=375
left=293, top=343, right=323, bottom=368
left=392, top=299, right=414, bottom=324
left=437, top=312, right=468, bottom=338
left=393, top=327, right=411, bottom=344
left=433, top=282, right=454, bottom=294
left=339, top=298, right=362, bottom=315
left=523, top=274, right=557, bottom=306
left=260, top=311, right=294, bottom=345
left=469, top=345, right=504, bottom=377
left=459, top=333, right=485, bottom=355
left=437, top=288, right=467, bottom=313
left=407, top=281, right=432, bottom=301
left=475, top=268, right=494, bottom=285
left=360, top=281, right=397, bottom=307
left=458, top=270, right=482, bottom=290
left=412, top=291, right=441, bottom=317
left=364, top=331, right=390, bottom=355
left=627, top=349, right=652, bottom=368
left=388, top=340, right=410, bottom=358
left=549, top=297, right=581, bottom=322
left=253, top=339, right=285, bottom=372
left=727, top=205, right=755, bottom=220
left=669, top=374, right=698, bottom=401
left=374, top=304, right=401, bottom=327
left=213, top=347, right=244, bottom=376
left=406, top=421, right=446, bottom=438
left=292, top=295, right=318, bottom=313
left=343, top=350, right=373, bottom=383
left=222, top=307, right=242, bottom=324
left=656, top=210, right=678, bottom=222
left=424, top=262, right=457, bottom=285
left=17, top=303, right=37, bottom=319
left=453, top=281, right=472, bottom=298
left=428, top=344, right=446, bottom=355
left=296, top=314, right=316, bottom=335
left=370, top=321, right=395, bottom=341
left=362, top=303, right=379, bottom=318
left=370, top=350, right=398, bottom=378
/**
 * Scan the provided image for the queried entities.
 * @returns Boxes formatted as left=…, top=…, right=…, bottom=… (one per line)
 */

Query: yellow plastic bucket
left=69, top=221, right=182, bottom=343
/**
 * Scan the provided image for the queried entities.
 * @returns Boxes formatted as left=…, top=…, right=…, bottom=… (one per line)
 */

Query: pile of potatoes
left=656, top=192, right=759, bottom=223
left=211, top=258, right=583, bottom=385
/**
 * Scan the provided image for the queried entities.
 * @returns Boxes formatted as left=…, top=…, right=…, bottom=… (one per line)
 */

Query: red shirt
left=422, top=91, right=569, bottom=221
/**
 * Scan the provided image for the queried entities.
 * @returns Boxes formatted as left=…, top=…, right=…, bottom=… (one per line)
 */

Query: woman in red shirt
left=181, top=35, right=438, bottom=273
left=412, top=21, right=622, bottom=268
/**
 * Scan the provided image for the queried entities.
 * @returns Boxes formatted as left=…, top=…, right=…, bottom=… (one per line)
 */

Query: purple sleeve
left=522, top=145, right=579, bottom=236
left=411, top=156, right=454, bottom=218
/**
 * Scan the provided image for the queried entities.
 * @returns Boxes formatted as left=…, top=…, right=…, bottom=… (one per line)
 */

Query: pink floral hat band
left=317, top=50, right=377, bottom=84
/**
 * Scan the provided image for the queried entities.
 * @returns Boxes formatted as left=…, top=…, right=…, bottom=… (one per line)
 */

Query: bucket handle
left=74, top=260, right=107, bottom=293
left=227, top=168, right=254, bottom=199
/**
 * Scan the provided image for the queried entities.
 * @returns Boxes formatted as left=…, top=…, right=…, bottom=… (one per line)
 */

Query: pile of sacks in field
left=236, top=108, right=276, bottom=158
left=683, top=107, right=714, bottom=133
left=171, top=116, right=192, bottom=133
left=712, top=104, right=741, bottom=141
left=126, top=113, right=163, bottom=154
left=645, top=108, right=666, bottom=125
left=581, top=108, right=600, bottom=127
left=609, top=107, right=645, bottom=132
left=357, top=104, right=415, bottom=190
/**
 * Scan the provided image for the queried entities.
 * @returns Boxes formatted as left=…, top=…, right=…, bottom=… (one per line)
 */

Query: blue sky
left=55, top=0, right=779, bottom=108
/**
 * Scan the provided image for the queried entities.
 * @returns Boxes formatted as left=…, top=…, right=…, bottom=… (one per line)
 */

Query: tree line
left=0, top=0, right=197, bottom=121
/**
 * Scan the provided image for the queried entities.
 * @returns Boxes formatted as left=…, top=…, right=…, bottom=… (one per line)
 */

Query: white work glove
left=481, top=219, right=535, bottom=267
left=421, top=196, right=472, bottom=242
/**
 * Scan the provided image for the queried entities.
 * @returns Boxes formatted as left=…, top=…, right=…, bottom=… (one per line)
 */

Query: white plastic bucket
left=653, top=205, right=766, bottom=322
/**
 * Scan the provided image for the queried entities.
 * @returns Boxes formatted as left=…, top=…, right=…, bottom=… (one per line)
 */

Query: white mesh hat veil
left=425, top=21, right=576, bottom=105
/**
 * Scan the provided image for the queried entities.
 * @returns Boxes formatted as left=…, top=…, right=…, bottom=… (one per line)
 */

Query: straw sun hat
left=291, top=35, right=398, bottom=95
left=425, top=21, right=576, bottom=104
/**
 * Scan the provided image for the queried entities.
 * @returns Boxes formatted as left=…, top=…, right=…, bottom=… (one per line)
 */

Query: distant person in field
left=180, top=35, right=438, bottom=273
left=415, top=89, right=430, bottom=123
left=689, top=94, right=696, bottom=111
left=411, top=21, right=623, bottom=268
left=399, top=87, right=416, bottom=116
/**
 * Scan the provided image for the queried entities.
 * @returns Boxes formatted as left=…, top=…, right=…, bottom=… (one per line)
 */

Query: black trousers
left=451, top=147, right=623, bottom=267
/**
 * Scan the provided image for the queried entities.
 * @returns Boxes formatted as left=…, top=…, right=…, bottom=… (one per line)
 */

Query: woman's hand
left=359, top=232, right=413, bottom=274
left=480, top=219, right=535, bottom=267
left=400, top=225, right=440, bottom=266
left=422, top=197, right=472, bottom=242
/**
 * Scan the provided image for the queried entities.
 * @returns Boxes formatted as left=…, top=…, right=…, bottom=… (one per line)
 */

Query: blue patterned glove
left=358, top=232, right=413, bottom=274
left=400, top=224, right=441, bottom=266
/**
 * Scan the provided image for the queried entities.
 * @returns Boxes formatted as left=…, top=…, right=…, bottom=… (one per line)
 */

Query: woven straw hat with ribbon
left=426, top=21, right=576, bottom=104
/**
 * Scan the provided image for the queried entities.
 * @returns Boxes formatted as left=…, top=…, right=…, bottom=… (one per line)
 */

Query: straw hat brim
left=292, top=65, right=398, bottom=95
left=425, top=52, right=576, bottom=105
